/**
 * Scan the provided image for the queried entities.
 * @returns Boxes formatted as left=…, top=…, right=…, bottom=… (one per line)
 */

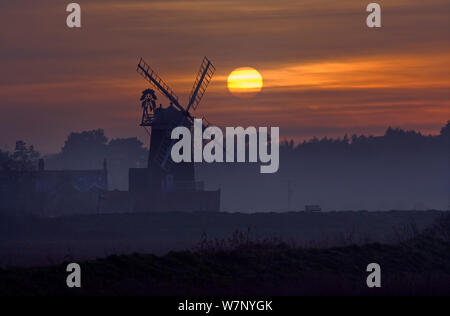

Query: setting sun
left=227, top=67, right=263, bottom=97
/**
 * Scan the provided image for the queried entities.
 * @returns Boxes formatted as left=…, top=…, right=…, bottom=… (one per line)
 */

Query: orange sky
left=0, top=0, right=449, bottom=152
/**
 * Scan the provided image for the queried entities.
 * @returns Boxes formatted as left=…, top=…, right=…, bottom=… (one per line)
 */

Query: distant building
left=0, top=159, right=108, bottom=216
left=127, top=168, right=220, bottom=213
left=305, top=205, right=322, bottom=212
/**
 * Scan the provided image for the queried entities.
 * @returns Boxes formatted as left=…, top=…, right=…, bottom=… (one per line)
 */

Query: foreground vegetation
left=0, top=215, right=449, bottom=296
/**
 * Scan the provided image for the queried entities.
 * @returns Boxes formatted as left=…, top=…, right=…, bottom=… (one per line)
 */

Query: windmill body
left=145, top=103, right=195, bottom=192
left=128, top=57, right=220, bottom=212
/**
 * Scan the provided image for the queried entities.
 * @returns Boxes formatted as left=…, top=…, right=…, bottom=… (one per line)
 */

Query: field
left=0, top=214, right=449, bottom=295
left=0, top=210, right=444, bottom=267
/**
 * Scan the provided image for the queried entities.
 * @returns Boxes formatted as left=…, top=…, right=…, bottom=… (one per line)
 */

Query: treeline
left=1, top=122, right=449, bottom=211
left=45, top=129, right=148, bottom=190
left=197, top=122, right=450, bottom=211
left=0, top=130, right=148, bottom=190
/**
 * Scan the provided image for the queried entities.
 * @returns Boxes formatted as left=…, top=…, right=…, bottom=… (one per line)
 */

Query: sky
left=0, top=0, right=449, bottom=153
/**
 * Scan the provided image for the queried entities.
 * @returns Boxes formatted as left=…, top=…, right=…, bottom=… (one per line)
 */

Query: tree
left=440, top=121, right=450, bottom=139
left=59, top=129, right=108, bottom=169
left=0, top=149, right=9, bottom=171
left=62, top=129, right=108, bottom=154
left=2, top=141, right=40, bottom=172
left=108, top=138, right=148, bottom=164
left=107, top=137, right=148, bottom=189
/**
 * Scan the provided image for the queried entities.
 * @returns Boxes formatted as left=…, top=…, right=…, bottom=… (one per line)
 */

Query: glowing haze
left=0, top=0, right=449, bottom=153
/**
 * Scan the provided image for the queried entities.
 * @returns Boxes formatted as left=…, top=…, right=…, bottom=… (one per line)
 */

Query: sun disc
left=227, top=67, right=263, bottom=98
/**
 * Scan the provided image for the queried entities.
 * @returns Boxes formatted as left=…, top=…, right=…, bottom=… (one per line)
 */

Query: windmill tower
left=133, top=57, right=216, bottom=195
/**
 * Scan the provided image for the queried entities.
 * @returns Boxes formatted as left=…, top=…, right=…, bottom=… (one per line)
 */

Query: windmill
left=136, top=57, right=216, bottom=192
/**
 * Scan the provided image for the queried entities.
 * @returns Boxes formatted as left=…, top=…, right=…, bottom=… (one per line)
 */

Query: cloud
left=0, top=0, right=449, bottom=152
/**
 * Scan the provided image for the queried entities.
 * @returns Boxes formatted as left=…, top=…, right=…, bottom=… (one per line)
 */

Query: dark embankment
left=0, top=211, right=444, bottom=267
left=1, top=215, right=449, bottom=296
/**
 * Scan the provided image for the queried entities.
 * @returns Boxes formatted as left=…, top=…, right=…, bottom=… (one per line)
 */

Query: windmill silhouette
left=135, top=57, right=216, bottom=194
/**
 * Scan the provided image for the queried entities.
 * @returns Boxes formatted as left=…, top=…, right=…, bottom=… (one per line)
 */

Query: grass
left=0, top=215, right=449, bottom=296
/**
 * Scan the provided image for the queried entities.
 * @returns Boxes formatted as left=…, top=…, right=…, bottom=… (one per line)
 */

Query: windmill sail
left=137, top=58, right=183, bottom=111
left=188, top=57, right=216, bottom=111
left=155, top=129, right=176, bottom=171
